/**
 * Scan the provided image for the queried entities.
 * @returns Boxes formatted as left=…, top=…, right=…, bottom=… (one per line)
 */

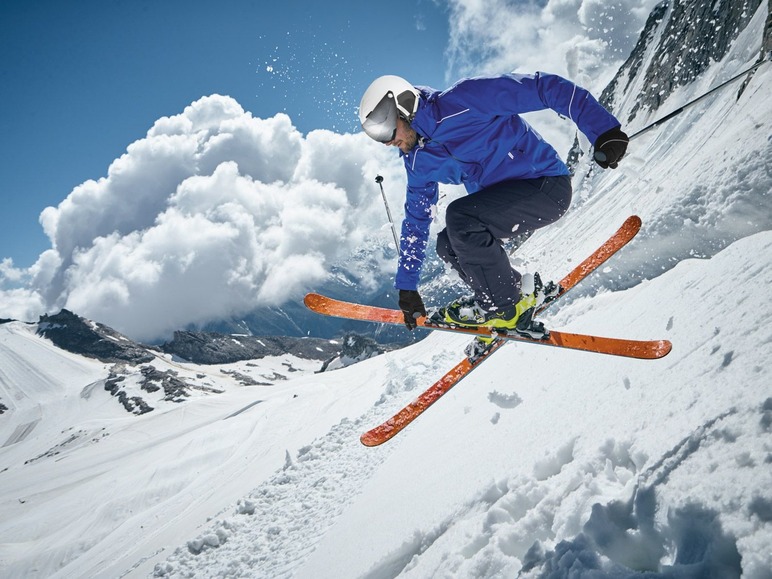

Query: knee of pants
left=436, top=228, right=454, bottom=263
left=444, top=198, right=479, bottom=238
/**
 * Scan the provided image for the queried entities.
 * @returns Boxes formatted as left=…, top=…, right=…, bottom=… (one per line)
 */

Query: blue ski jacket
left=395, top=72, right=621, bottom=290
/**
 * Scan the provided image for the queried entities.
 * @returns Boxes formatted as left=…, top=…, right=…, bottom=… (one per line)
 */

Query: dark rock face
left=159, top=331, right=343, bottom=365
left=320, top=333, right=389, bottom=372
left=37, top=309, right=155, bottom=364
left=138, top=366, right=191, bottom=402
left=600, top=1, right=669, bottom=111
left=104, top=364, right=194, bottom=414
left=601, top=0, right=764, bottom=120
left=105, top=369, right=154, bottom=415
left=767, top=3, right=772, bottom=50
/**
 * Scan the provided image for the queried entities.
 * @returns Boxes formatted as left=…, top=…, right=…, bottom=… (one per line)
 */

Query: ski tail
left=304, top=293, right=403, bottom=324
left=360, top=339, right=506, bottom=446
left=537, top=215, right=641, bottom=315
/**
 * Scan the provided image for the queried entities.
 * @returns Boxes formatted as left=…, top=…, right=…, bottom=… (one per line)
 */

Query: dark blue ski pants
left=436, top=175, right=572, bottom=309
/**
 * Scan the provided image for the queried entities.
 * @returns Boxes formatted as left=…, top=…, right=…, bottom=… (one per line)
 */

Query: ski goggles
left=362, top=90, right=418, bottom=143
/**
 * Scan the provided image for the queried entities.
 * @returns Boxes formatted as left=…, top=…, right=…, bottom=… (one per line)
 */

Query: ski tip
left=625, top=215, right=642, bottom=233
left=360, top=431, right=387, bottom=447
left=303, top=292, right=323, bottom=308
left=361, top=422, right=404, bottom=446
left=655, top=339, right=673, bottom=358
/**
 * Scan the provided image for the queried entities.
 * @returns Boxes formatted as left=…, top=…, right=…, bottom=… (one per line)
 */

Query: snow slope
left=0, top=328, right=358, bottom=577
left=3, top=229, right=770, bottom=578
left=147, top=230, right=772, bottom=579
left=1, top=3, right=771, bottom=578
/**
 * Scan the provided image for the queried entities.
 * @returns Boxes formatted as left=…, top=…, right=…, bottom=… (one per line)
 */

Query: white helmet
left=358, top=75, right=420, bottom=142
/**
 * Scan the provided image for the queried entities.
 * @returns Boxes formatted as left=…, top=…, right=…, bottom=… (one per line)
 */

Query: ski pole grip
left=594, top=151, right=607, bottom=162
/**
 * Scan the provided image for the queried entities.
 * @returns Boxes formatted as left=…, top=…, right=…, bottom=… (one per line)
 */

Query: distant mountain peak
left=37, top=309, right=156, bottom=364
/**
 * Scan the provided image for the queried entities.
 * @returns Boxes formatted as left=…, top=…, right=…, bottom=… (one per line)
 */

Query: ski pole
left=594, top=58, right=768, bottom=164
left=375, top=175, right=401, bottom=255
left=628, top=58, right=768, bottom=142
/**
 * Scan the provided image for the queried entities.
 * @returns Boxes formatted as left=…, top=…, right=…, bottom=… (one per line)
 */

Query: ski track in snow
left=152, top=349, right=460, bottom=578
left=152, top=233, right=772, bottom=579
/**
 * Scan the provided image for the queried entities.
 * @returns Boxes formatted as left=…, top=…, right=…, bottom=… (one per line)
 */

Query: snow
left=5, top=228, right=768, bottom=578
left=1, top=5, right=772, bottom=578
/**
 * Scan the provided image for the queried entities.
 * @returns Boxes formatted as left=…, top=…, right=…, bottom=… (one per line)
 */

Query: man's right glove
left=593, top=126, right=629, bottom=169
left=398, top=289, right=426, bottom=330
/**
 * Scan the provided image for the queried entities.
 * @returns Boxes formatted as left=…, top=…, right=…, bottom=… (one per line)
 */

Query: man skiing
left=358, top=73, right=628, bottom=338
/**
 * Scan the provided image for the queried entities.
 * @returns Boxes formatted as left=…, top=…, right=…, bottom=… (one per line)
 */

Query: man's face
left=386, top=117, right=418, bottom=154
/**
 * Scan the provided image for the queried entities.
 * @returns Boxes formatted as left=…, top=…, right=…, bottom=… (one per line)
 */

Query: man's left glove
left=593, top=127, right=629, bottom=169
left=398, top=290, right=426, bottom=330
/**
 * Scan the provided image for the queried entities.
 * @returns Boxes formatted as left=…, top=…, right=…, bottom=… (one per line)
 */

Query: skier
left=358, top=73, right=628, bottom=337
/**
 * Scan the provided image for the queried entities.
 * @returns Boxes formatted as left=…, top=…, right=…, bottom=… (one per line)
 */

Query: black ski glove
left=593, top=126, right=629, bottom=169
left=398, top=289, right=426, bottom=330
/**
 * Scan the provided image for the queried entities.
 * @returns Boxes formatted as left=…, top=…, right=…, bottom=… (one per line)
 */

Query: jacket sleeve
left=448, top=72, right=621, bottom=144
left=394, top=180, right=438, bottom=290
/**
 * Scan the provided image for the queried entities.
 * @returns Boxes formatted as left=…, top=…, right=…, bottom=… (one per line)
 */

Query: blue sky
left=1, top=0, right=450, bottom=268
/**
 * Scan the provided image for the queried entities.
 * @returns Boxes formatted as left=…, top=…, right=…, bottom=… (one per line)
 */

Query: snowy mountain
left=0, top=310, right=366, bottom=416
left=601, top=0, right=764, bottom=120
left=1, top=2, right=771, bottom=579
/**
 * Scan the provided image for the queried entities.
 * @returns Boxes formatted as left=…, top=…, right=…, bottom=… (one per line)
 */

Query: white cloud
left=0, top=287, right=46, bottom=321
left=442, top=0, right=660, bottom=155
left=0, top=258, right=24, bottom=284
left=1, top=95, right=402, bottom=341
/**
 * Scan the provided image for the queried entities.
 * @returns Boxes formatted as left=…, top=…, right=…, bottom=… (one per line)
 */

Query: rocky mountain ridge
left=37, top=309, right=156, bottom=365
left=0, top=309, right=392, bottom=416
left=159, top=330, right=342, bottom=365
left=600, top=0, right=767, bottom=119
left=23, top=308, right=359, bottom=366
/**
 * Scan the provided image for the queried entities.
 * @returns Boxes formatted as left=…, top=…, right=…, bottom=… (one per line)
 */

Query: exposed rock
left=220, top=369, right=271, bottom=386
left=601, top=0, right=763, bottom=121
left=320, top=333, right=389, bottom=372
left=159, top=330, right=342, bottom=365
left=139, top=366, right=190, bottom=402
left=37, top=309, right=155, bottom=364
left=104, top=363, right=191, bottom=414
left=600, top=1, right=669, bottom=112
left=766, top=2, right=772, bottom=55
left=104, top=368, right=154, bottom=415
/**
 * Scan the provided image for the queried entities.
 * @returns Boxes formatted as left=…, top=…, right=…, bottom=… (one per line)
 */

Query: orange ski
left=303, top=215, right=669, bottom=446
left=359, top=339, right=507, bottom=446
left=303, top=293, right=671, bottom=360
left=537, top=215, right=641, bottom=314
